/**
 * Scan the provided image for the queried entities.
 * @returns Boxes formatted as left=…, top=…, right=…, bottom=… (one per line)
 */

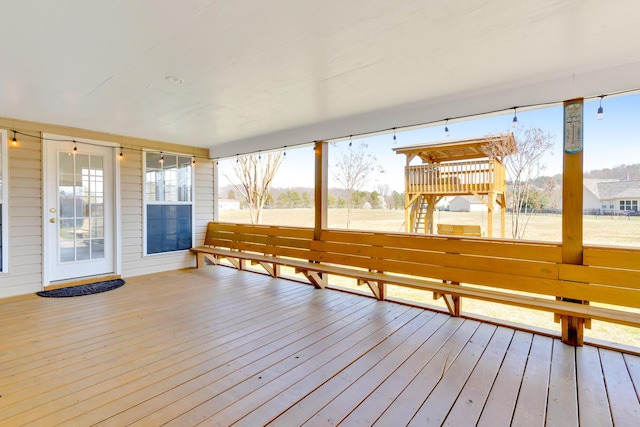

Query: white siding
left=0, top=117, right=213, bottom=299
left=0, top=132, right=43, bottom=298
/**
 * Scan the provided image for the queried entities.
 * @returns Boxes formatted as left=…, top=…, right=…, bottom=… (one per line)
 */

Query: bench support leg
left=358, top=279, right=387, bottom=301
left=298, top=270, right=326, bottom=289
left=196, top=252, right=218, bottom=269
left=227, top=257, right=245, bottom=270
left=433, top=280, right=461, bottom=317
left=252, top=261, right=279, bottom=278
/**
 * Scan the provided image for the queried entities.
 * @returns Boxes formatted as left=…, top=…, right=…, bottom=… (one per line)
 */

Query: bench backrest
left=202, top=222, right=640, bottom=310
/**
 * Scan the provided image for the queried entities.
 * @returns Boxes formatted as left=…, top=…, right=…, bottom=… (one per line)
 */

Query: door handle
left=49, top=218, right=57, bottom=223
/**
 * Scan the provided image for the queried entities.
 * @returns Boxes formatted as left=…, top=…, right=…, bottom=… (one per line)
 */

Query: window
left=144, top=152, right=193, bottom=254
left=619, top=200, right=638, bottom=211
left=0, top=130, right=7, bottom=271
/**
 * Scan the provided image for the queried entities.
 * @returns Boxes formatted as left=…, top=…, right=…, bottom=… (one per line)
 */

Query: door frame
left=42, top=134, right=121, bottom=287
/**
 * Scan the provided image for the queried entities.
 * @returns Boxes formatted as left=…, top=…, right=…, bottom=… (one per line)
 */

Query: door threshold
left=46, top=274, right=121, bottom=291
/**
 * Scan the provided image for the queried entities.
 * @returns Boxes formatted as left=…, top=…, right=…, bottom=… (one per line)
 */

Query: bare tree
left=223, top=152, right=283, bottom=224
left=484, top=126, right=555, bottom=239
left=333, top=142, right=384, bottom=227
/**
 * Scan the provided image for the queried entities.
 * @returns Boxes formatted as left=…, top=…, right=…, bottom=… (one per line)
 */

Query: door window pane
left=58, top=152, right=106, bottom=262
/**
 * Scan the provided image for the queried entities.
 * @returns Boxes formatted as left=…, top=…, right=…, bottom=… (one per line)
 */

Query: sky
left=218, top=92, right=640, bottom=194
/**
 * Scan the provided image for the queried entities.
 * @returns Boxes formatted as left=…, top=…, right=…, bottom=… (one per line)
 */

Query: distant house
left=583, top=179, right=640, bottom=213
left=448, top=196, right=497, bottom=213
left=218, top=198, right=240, bottom=211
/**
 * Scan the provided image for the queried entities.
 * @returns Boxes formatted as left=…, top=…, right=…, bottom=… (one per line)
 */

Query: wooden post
left=212, top=160, right=219, bottom=221
left=500, top=194, right=506, bottom=238
left=561, top=98, right=585, bottom=346
left=404, top=158, right=411, bottom=233
left=426, top=195, right=436, bottom=234
left=314, top=141, right=328, bottom=240
left=487, top=191, right=494, bottom=237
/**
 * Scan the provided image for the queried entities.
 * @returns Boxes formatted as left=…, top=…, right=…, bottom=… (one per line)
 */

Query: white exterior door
left=44, top=139, right=116, bottom=282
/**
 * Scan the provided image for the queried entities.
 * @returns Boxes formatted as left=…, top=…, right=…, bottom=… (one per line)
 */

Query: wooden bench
left=191, top=222, right=640, bottom=329
left=437, top=224, right=482, bottom=237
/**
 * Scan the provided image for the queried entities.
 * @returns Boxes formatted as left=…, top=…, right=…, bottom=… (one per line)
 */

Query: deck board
left=476, top=330, right=533, bottom=426
left=546, top=340, right=578, bottom=427
left=600, top=348, right=640, bottom=426
left=0, top=266, right=638, bottom=426
left=511, top=334, right=553, bottom=427
left=576, top=345, right=614, bottom=427
left=442, top=326, right=514, bottom=426
left=407, top=322, right=497, bottom=426
left=625, top=353, right=640, bottom=401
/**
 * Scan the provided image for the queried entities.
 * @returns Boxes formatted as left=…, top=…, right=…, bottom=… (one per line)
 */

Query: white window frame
left=0, top=129, right=8, bottom=272
left=619, top=200, right=638, bottom=211
left=142, top=150, right=195, bottom=256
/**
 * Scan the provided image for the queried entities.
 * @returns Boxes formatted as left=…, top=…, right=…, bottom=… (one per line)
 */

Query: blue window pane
left=147, top=205, right=192, bottom=254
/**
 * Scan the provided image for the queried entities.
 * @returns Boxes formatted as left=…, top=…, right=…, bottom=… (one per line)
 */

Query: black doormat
left=37, top=279, right=125, bottom=298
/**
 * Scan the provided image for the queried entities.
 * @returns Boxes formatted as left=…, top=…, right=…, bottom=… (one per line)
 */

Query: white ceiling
left=1, top=0, right=640, bottom=158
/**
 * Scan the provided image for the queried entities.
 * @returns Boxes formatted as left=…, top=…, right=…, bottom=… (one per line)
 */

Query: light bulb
left=597, top=96, right=604, bottom=120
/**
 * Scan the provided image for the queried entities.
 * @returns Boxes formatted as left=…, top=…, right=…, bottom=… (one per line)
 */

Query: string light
left=7, top=129, right=210, bottom=164
left=192, top=156, right=196, bottom=165
left=159, top=152, right=164, bottom=164
left=444, top=119, right=450, bottom=137
left=258, top=151, right=261, bottom=160
left=236, top=154, right=239, bottom=163
left=349, top=135, right=352, bottom=147
left=283, top=146, right=287, bottom=158
left=393, top=128, right=397, bottom=143
left=119, top=147, right=124, bottom=159
left=597, top=95, right=604, bottom=120
left=512, top=107, right=518, bottom=128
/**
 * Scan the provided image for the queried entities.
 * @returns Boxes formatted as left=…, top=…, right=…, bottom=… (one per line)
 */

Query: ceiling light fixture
left=165, top=76, right=184, bottom=84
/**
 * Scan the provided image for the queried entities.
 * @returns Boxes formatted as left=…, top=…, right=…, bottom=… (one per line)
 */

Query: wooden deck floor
left=1, top=267, right=639, bottom=426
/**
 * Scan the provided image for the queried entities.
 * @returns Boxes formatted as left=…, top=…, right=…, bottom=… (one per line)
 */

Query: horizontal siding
left=1, top=128, right=42, bottom=298
left=0, top=116, right=212, bottom=299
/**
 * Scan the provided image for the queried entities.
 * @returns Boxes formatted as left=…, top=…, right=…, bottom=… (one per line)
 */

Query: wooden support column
left=404, top=162, right=411, bottom=233
left=561, top=98, right=585, bottom=346
left=314, top=141, right=328, bottom=240
left=487, top=191, right=494, bottom=237
left=425, top=195, right=436, bottom=234
left=500, top=193, right=506, bottom=238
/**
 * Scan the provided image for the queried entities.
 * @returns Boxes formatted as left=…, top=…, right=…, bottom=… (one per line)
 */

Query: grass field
left=219, top=208, right=640, bottom=347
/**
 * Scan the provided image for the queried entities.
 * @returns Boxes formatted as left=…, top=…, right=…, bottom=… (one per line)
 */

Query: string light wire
left=8, top=87, right=638, bottom=162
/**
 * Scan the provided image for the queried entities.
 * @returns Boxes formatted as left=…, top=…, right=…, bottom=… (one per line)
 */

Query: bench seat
left=191, top=222, right=640, bottom=329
